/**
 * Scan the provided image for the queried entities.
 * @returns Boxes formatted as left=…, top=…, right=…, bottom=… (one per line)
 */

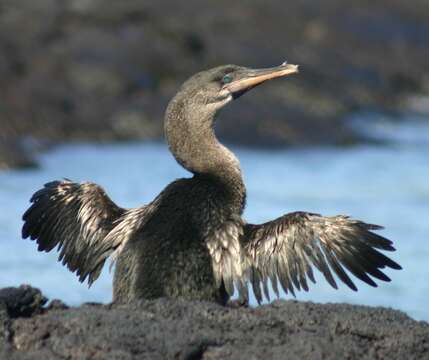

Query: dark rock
left=0, top=139, right=37, bottom=170
left=0, top=285, right=47, bottom=319
left=0, top=285, right=47, bottom=350
left=0, top=286, right=428, bottom=359
left=46, top=300, right=68, bottom=311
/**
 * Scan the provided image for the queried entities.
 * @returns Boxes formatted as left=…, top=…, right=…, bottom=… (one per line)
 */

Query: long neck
left=164, top=95, right=246, bottom=209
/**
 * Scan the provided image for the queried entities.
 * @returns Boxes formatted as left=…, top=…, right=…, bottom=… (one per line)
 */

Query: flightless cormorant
left=22, top=63, right=401, bottom=304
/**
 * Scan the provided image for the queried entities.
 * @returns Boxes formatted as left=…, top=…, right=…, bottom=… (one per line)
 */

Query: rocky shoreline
left=1, top=0, right=429, bottom=169
left=1, top=285, right=428, bottom=359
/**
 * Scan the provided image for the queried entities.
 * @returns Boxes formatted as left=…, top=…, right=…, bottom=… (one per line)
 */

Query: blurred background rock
left=1, top=0, right=429, bottom=168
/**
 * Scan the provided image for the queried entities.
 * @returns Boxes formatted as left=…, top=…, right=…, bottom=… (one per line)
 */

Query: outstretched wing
left=242, top=211, right=401, bottom=303
left=22, top=180, right=126, bottom=285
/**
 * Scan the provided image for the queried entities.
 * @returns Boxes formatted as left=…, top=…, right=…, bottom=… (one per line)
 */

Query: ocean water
left=0, top=115, right=428, bottom=321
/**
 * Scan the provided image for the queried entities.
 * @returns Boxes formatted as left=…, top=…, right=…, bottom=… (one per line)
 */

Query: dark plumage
left=22, top=63, right=401, bottom=305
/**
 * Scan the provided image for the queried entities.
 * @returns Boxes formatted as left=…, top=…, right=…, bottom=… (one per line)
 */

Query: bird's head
left=165, top=62, right=299, bottom=176
left=175, top=62, right=299, bottom=112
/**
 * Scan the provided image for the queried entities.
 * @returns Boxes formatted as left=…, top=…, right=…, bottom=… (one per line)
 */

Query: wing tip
left=389, top=261, right=402, bottom=270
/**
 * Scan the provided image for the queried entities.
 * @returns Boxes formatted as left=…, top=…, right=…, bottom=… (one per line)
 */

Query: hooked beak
left=222, top=62, right=299, bottom=99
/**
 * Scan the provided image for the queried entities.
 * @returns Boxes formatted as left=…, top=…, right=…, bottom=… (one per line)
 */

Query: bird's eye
left=222, top=74, right=233, bottom=84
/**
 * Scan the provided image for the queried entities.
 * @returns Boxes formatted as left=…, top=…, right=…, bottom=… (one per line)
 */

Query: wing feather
left=242, top=211, right=401, bottom=302
left=22, top=180, right=126, bottom=285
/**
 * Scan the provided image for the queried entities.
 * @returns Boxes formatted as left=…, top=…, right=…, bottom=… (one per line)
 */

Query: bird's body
left=113, top=174, right=243, bottom=304
left=22, top=63, right=401, bottom=305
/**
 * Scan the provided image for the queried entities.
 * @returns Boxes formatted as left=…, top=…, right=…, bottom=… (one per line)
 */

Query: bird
left=22, top=62, right=401, bottom=305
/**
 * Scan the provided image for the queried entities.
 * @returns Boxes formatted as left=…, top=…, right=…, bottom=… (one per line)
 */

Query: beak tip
left=289, top=63, right=299, bottom=72
left=281, top=62, right=299, bottom=74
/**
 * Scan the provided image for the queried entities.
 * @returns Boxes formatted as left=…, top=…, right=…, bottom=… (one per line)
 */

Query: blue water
left=0, top=116, right=428, bottom=321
